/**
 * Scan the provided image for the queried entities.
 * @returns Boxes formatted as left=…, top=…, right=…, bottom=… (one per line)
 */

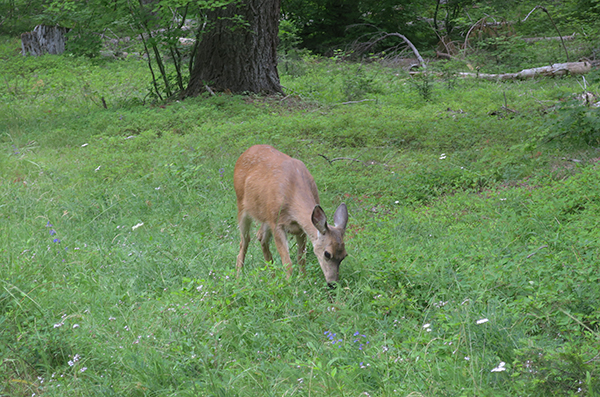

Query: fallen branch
left=204, top=85, right=215, bottom=96
left=346, top=26, right=426, bottom=69
left=318, top=154, right=366, bottom=166
left=339, top=99, right=376, bottom=105
left=522, top=5, right=569, bottom=61
left=411, top=61, right=592, bottom=81
left=523, top=33, right=577, bottom=43
left=526, top=244, right=548, bottom=259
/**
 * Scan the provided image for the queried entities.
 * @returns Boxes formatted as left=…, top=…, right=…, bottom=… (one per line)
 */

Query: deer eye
left=324, top=251, right=332, bottom=260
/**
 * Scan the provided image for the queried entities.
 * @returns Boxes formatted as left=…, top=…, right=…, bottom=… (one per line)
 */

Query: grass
left=1, top=33, right=600, bottom=396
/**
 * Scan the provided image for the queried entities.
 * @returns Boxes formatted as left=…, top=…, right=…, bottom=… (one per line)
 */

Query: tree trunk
left=185, top=0, right=282, bottom=96
left=21, top=25, right=67, bottom=56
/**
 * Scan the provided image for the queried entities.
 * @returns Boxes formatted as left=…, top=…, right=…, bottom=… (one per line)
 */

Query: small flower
left=132, top=222, right=144, bottom=231
left=476, top=318, right=489, bottom=325
left=94, top=166, right=101, bottom=172
left=439, top=153, right=447, bottom=160
left=53, top=238, right=60, bottom=243
left=465, top=356, right=470, bottom=361
left=81, top=143, right=88, bottom=147
left=219, top=168, right=225, bottom=177
left=80, top=367, right=87, bottom=373
left=423, top=323, right=431, bottom=329
left=491, top=362, right=506, bottom=372
left=72, top=324, right=79, bottom=329
left=49, top=229, right=56, bottom=235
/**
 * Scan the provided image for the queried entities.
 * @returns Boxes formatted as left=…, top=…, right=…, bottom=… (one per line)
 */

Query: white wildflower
left=491, top=362, right=506, bottom=372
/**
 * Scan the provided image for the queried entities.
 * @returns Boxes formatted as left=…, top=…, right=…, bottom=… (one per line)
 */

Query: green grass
left=1, top=34, right=600, bottom=396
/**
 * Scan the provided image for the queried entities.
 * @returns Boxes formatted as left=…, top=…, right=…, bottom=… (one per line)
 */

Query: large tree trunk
left=185, top=0, right=282, bottom=96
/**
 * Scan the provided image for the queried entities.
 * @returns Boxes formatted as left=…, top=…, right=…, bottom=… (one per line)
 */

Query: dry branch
left=347, top=28, right=426, bottom=69
left=522, top=5, right=569, bottom=61
left=318, top=154, right=367, bottom=166
left=411, top=62, right=592, bottom=81
left=522, top=33, right=577, bottom=43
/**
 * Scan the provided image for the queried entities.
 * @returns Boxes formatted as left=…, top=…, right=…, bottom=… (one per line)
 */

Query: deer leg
left=296, top=232, right=307, bottom=276
left=272, top=226, right=293, bottom=279
left=257, top=223, right=273, bottom=263
left=236, top=214, right=252, bottom=277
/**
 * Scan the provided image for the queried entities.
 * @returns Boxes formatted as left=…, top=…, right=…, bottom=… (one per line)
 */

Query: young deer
left=233, top=145, right=348, bottom=286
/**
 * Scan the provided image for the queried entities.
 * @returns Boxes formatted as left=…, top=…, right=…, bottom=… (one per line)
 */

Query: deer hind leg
left=272, top=226, right=293, bottom=279
left=257, top=223, right=273, bottom=263
left=296, top=232, right=307, bottom=276
left=236, top=214, right=252, bottom=277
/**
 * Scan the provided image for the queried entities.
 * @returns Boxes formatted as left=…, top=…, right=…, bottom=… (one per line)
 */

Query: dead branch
left=318, top=154, right=367, bottom=166
left=339, top=99, right=376, bottom=105
left=346, top=27, right=426, bottom=69
left=526, top=244, right=548, bottom=259
left=204, top=85, right=215, bottom=96
left=411, top=61, right=592, bottom=81
left=379, top=33, right=425, bottom=68
left=522, top=33, right=577, bottom=43
left=522, top=5, right=569, bottom=61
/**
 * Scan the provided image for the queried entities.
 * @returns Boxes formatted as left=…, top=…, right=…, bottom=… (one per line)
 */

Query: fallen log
left=411, top=61, right=592, bottom=81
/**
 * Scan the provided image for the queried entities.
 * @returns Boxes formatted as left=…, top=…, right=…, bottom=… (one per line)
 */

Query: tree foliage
left=1, top=0, right=598, bottom=97
left=281, top=0, right=431, bottom=53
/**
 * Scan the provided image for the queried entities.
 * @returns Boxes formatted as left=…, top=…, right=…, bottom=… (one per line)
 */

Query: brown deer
left=233, top=145, right=348, bottom=286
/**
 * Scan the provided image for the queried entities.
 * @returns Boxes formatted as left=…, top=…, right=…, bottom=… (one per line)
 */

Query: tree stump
left=21, top=25, right=67, bottom=56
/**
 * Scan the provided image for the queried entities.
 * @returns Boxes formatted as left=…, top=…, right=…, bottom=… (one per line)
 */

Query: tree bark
left=185, top=0, right=282, bottom=96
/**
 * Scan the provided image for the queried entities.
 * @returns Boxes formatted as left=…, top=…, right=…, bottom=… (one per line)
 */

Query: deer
left=233, top=145, right=348, bottom=287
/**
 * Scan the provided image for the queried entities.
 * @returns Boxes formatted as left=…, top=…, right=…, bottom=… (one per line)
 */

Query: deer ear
left=333, top=203, right=348, bottom=231
left=311, top=205, right=328, bottom=235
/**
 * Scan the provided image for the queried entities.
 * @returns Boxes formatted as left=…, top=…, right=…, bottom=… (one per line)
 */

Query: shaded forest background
left=2, top=0, right=600, bottom=98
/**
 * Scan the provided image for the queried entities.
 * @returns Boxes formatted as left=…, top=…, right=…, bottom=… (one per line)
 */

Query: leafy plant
left=543, top=98, right=600, bottom=145
left=341, top=65, right=376, bottom=101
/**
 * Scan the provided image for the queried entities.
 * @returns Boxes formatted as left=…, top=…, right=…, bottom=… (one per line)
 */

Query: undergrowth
left=1, top=34, right=600, bottom=396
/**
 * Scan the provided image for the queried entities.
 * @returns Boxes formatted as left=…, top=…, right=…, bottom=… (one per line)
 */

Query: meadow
left=1, top=34, right=600, bottom=396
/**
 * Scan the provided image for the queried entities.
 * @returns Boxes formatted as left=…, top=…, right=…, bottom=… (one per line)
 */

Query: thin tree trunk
left=185, top=0, right=282, bottom=96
